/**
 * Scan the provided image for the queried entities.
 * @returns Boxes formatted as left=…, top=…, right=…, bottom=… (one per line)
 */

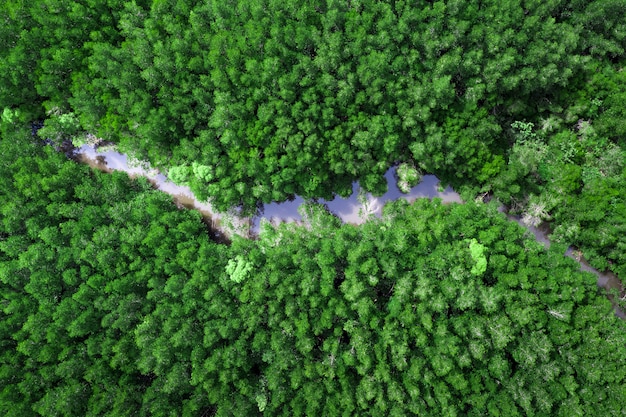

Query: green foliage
left=1, top=108, right=19, bottom=125
left=511, top=121, right=537, bottom=143
left=0, top=127, right=223, bottom=416
left=191, top=162, right=214, bottom=183
left=1, top=128, right=625, bottom=415
left=489, top=61, right=626, bottom=283
left=396, top=163, right=421, bottom=193
left=37, top=111, right=83, bottom=145
left=226, top=255, right=252, bottom=284
left=468, top=238, right=487, bottom=276
left=2, top=1, right=626, bottom=415
left=255, top=393, right=268, bottom=413
left=168, top=165, right=191, bottom=184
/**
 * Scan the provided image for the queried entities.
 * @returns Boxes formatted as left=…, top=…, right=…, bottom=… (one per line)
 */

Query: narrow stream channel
left=75, top=144, right=462, bottom=231
left=74, top=144, right=624, bottom=318
left=507, top=216, right=625, bottom=319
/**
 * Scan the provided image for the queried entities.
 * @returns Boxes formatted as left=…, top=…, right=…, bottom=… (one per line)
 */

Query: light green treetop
left=226, top=255, right=252, bottom=283
left=469, top=238, right=487, bottom=276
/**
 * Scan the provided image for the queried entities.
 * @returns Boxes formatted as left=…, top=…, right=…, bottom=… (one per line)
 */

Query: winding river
left=75, top=144, right=624, bottom=318
left=75, top=144, right=462, bottom=231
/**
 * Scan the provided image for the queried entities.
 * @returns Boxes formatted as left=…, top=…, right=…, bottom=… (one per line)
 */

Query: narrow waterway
left=508, top=215, right=625, bottom=319
left=75, top=144, right=624, bottom=318
left=75, top=144, right=461, bottom=232
left=255, top=168, right=462, bottom=230
left=76, top=144, right=224, bottom=226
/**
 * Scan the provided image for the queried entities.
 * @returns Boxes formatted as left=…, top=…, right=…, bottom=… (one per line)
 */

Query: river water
left=256, top=169, right=461, bottom=229
left=75, top=144, right=461, bottom=231
left=75, top=144, right=624, bottom=318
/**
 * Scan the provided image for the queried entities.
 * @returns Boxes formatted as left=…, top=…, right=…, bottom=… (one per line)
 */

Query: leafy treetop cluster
left=488, top=64, right=626, bottom=285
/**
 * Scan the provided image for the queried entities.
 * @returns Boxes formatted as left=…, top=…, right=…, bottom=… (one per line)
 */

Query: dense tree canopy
left=1, top=126, right=625, bottom=415
left=2, top=1, right=626, bottom=414
left=0, top=125, right=225, bottom=416
left=489, top=63, right=626, bottom=284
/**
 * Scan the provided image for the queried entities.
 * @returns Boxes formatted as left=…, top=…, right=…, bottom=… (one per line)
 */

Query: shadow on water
left=73, top=144, right=623, bottom=318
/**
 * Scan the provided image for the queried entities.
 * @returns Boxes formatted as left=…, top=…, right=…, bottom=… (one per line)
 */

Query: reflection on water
left=75, top=144, right=623, bottom=318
